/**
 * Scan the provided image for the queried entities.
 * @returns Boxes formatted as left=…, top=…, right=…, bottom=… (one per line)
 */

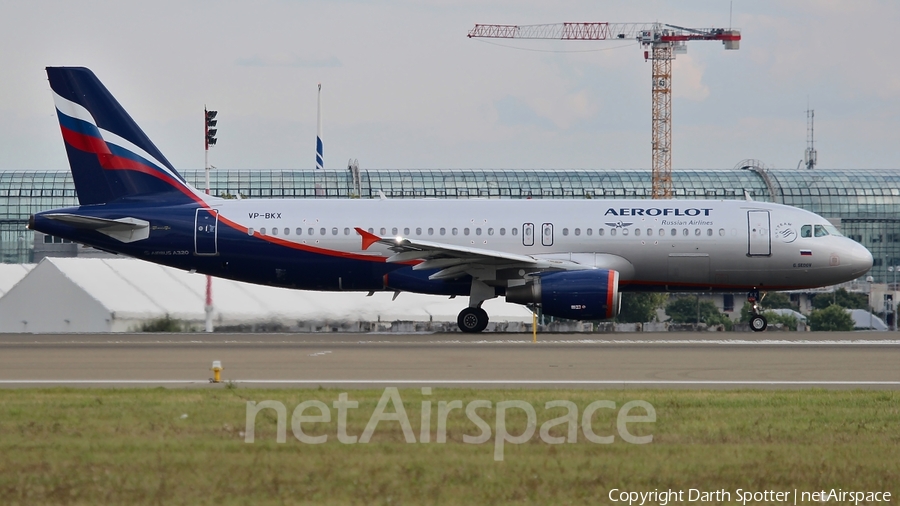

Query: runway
left=0, top=332, right=898, bottom=389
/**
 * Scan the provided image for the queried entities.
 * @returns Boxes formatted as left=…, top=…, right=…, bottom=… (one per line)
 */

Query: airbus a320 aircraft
left=30, top=67, right=873, bottom=332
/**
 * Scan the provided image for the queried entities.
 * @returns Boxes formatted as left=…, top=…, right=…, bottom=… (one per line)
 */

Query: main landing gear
left=747, top=289, right=768, bottom=332
left=458, top=307, right=489, bottom=333
left=457, top=279, right=494, bottom=333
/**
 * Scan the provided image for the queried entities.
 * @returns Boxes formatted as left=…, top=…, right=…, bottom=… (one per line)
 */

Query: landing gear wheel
left=458, top=307, right=489, bottom=333
left=750, top=314, right=768, bottom=332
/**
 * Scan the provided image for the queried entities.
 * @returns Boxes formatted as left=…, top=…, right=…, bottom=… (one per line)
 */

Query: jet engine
left=506, top=269, right=621, bottom=320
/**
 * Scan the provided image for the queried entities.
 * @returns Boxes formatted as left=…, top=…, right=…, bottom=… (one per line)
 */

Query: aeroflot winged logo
left=604, top=207, right=713, bottom=217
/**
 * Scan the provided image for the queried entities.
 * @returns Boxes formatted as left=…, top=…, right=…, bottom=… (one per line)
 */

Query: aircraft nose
left=845, top=239, right=873, bottom=277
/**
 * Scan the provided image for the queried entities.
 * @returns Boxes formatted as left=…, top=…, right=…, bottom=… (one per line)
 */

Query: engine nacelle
left=506, top=270, right=621, bottom=320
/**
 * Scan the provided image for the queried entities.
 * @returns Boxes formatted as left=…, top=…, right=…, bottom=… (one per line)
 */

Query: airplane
left=29, top=67, right=874, bottom=333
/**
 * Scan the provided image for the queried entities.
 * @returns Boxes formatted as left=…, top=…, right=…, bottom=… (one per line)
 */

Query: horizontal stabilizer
left=43, top=213, right=150, bottom=243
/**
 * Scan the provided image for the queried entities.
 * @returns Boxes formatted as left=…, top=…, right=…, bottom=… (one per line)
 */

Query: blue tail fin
left=46, top=67, right=198, bottom=205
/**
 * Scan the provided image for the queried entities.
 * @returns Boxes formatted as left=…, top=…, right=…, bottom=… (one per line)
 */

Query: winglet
left=355, top=227, right=381, bottom=250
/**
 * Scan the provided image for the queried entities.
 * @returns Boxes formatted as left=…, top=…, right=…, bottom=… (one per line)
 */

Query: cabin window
left=260, top=227, right=267, bottom=235
left=719, top=228, right=725, bottom=236
left=440, top=228, right=446, bottom=235
left=308, top=228, right=314, bottom=236
left=646, top=228, right=652, bottom=237
left=598, top=228, right=605, bottom=236
left=344, top=228, right=350, bottom=235
left=367, top=228, right=373, bottom=234
left=671, top=229, right=677, bottom=236
left=476, top=228, right=482, bottom=236
left=271, top=228, right=278, bottom=236
left=488, top=228, right=494, bottom=235
left=248, top=227, right=254, bottom=236
left=380, top=227, right=387, bottom=235
left=500, top=228, right=506, bottom=236
left=574, top=228, right=581, bottom=236
left=428, top=228, right=434, bottom=235
left=634, top=228, right=641, bottom=237
left=332, top=227, right=338, bottom=235
left=320, top=228, right=326, bottom=236
left=610, top=229, right=617, bottom=237
left=512, top=228, right=518, bottom=236
left=707, top=229, right=713, bottom=236
left=562, top=228, right=569, bottom=236
left=463, top=228, right=470, bottom=236
left=452, top=228, right=458, bottom=236
left=586, top=228, right=592, bottom=236
left=392, top=227, right=398, bottom=235
left=296, top=228, right=303, bottom=235
left=695, top=228, right=701, bottom=236
left=404, top=227, right=410, bottom=235
left=285, top=228, right=290, bottom=236
left=682, top=228, right=689, bottom=236
left=416, top=227, right=422, bottom=235
left=622, top=228, right=629, bottom=236
left=801, top=225, right=812, bottom=238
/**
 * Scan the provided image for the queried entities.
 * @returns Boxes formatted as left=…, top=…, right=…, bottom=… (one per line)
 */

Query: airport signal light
left=205, top=108, right=218, bottom=149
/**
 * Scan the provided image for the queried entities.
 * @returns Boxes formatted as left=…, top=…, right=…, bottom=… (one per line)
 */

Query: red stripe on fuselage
left=215, top=214, right=392, bottom=263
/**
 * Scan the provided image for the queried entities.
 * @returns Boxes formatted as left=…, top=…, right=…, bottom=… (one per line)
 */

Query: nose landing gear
left=748, top=289, right=768, bottom=332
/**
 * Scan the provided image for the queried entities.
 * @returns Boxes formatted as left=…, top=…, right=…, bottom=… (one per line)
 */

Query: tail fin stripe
left=54, top=91, right=184, bottom=184
left=58, top=122, right=202, bottom=204
left=99, top=128, right=186, bottom=183
left=51, top=91, right=97, bottom=127
left=59, top=124, right=111, bottom=156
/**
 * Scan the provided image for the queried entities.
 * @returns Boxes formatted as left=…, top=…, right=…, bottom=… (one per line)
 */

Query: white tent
left=0, top=257, right=532, bottom=333
left=847, top=308, right=888, bottom=331
left=0, top=263, right=34, bottom=296
left=767, top=308, right=807, bottom=322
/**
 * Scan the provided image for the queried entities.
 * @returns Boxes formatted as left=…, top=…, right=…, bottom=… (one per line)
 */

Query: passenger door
left=195, top=208, right=218, bottom=255
left=747, top=210, right=771, bottom=256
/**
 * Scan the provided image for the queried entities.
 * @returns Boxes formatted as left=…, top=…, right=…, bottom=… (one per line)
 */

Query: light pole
left=204, top=108, right=218, bottom=333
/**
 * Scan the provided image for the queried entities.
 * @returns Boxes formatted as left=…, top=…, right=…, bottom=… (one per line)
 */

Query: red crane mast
left=468, top=22, right=740, bottom=199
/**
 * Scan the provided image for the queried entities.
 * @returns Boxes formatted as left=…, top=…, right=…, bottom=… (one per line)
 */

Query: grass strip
left=0, top=388, right=897, bottom=505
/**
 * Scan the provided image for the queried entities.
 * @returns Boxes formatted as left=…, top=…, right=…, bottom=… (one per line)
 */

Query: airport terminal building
left=2, top=166, right=899, bottom=282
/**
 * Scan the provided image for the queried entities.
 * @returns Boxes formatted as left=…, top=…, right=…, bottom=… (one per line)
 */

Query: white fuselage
left=215, top=197, right=873, bottom=291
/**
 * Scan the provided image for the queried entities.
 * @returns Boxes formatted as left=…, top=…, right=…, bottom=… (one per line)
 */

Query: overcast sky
left=1, top=1, right=897, bottom=172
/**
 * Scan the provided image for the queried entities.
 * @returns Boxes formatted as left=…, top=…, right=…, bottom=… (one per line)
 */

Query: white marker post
left=316, top=84, right=323, bottom=170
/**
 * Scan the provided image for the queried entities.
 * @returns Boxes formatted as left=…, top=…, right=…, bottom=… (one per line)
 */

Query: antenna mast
left=804, top=108, right=817, bottom=170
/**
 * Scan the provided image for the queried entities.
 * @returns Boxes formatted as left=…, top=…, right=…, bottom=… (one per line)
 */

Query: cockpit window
left=823, top=224, right=843, bottom=237
left=802, top=223, right=843, bottom=238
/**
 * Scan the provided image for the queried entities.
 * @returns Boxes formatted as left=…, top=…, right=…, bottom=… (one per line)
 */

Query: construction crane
left=468, top=22, right=741, bottom=198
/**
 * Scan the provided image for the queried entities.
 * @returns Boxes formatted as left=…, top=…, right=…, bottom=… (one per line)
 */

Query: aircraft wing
left=43, top=213, right=150, bottom=243
left=354, top=227, right=592, bottom=280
